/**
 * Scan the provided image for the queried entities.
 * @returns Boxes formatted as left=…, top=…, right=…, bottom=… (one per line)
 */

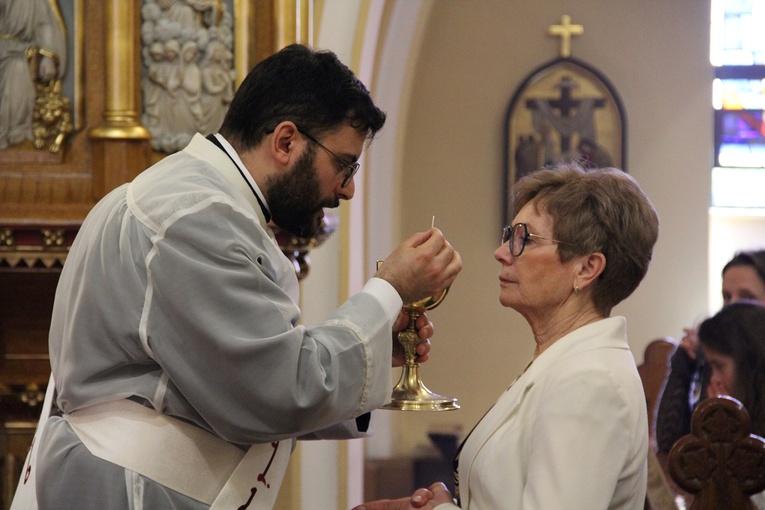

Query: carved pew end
left=668, top=396, right=765, bottom=510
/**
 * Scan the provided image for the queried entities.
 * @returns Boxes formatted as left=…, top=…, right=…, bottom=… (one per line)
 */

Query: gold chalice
left=383, top=287, right=459, bottom=411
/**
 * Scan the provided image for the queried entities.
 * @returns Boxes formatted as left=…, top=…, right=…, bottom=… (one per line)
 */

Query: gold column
left=236, top=0, right=313, bottom=83
left=234, top=0, right=252, bottom=86
left=275, top=0, right=313, bottom=48
left=89, top=0, right=150, bottom=199
left=89, top=0, right=150, bottom=140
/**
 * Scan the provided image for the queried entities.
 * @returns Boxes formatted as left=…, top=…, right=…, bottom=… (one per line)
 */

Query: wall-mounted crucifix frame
left=503, top=16, right=627, bottom=225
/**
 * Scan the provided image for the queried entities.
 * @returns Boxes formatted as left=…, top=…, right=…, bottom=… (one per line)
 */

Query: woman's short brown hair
left=513, top=163, right=659, bottom=315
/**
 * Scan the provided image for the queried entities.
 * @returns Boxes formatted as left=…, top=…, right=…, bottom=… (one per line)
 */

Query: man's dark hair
left=219, top=44, right=386, bottom=150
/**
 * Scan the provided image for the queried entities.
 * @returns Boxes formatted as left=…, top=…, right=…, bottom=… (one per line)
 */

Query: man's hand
left=376, top=228, right=462, bottom=305
left=392, top=309, right=433, bottom=366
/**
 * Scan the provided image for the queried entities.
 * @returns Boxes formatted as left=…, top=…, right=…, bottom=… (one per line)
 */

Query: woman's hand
left=352, top=484, right=448, bottom=509
left=351, top=488, right=433, bottom=509
left=678, top=326, right=700, bottom=361
left=421, top=483, right=455, bottom=507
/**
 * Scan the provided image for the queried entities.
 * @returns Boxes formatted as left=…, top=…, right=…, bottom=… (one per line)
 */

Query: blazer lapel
left=458, top=363, right=535, bottom=507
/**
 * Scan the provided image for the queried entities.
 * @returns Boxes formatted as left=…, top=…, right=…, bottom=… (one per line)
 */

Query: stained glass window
left=711, top=0, right=765, bottom=207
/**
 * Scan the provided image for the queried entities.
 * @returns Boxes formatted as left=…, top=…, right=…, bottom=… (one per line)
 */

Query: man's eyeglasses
left=297, top=128, right=359, bottom=188
left=501, top=223, right=569, bottom=256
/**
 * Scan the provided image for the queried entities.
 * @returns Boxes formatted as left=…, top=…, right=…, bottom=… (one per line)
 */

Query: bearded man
left=21, top=44, right=462, bottom=510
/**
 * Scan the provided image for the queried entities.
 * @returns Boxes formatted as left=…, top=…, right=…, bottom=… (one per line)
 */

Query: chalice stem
left=399, top=311, right=421, bottom=366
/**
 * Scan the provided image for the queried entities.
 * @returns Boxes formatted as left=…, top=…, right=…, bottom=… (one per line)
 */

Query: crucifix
left=525, top=75, right=605, bottom=153
left=548, top=14, right=583, bottom=58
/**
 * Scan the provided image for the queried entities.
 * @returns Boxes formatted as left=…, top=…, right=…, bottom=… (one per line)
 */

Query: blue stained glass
left=718, top=110, right=765, bottom=167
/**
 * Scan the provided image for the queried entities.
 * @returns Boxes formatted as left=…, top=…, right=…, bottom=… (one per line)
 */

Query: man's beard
left=266, top=148, right=339, bottom=238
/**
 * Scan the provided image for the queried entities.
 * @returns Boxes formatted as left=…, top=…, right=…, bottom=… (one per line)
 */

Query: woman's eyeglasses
left=501, top=223, right=569, bottom=256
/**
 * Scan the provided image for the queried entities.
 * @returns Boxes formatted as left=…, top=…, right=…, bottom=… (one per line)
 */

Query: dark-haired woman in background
left=697, top=300, right=765, bottom=509
left=656, top=249, right=765, bottom=454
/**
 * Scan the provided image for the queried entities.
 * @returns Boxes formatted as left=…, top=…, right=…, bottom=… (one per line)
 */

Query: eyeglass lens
left=341, top=164, right=358, bottom=187
left=297, top=127, right=357, bottom=188
left=502, top=224, right=528, bottom=256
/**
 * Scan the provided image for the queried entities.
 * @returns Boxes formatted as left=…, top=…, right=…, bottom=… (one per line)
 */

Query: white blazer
left=441, top=317, right=648, bottom=510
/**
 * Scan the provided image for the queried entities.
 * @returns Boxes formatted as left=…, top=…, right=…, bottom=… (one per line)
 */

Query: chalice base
left=382, top=364, right=459, bottom=411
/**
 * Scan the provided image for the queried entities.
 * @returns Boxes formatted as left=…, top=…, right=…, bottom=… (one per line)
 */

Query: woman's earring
left=574, top=285, right=580, bottom=295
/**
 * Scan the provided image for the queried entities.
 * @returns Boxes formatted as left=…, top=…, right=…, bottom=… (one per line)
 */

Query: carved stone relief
left=141, top=0, right=235, bottom=154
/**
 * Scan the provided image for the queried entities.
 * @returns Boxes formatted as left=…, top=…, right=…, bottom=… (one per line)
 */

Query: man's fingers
left=406, top=228, right=437, bottom=249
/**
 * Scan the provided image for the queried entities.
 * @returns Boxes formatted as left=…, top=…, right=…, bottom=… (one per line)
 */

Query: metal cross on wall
left=548, top=14, right=583, bottom=58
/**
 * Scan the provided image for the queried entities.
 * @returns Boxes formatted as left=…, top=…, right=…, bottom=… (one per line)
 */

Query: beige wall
left=373, top=0, right=713, bottom=456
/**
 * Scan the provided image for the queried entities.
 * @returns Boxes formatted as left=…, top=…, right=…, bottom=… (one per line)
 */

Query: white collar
left=212, top=133, right=271, bottom=217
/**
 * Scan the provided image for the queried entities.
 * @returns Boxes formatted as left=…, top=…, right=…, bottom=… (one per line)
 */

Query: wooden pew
left=637, top=337, right=677, bottom=448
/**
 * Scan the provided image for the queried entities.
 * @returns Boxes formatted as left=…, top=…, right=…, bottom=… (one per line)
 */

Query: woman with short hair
left=357, top=163, right=660, bottom=510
